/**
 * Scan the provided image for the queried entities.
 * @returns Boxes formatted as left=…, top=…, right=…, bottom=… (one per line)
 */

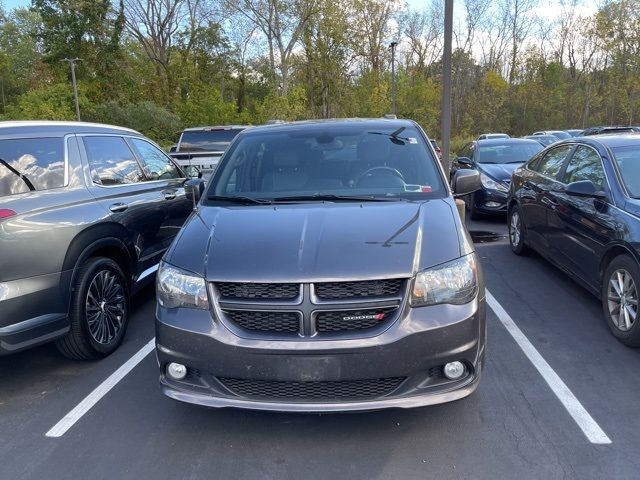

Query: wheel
left=508, top=204, right=529, bottom=256
left=56, top=257, right=130, bottom=359
left=602, top=255, right=640, bottom=347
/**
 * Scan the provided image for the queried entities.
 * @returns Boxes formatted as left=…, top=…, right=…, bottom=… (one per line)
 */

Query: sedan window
left=531, top=145, right=573, bottom=179
left=611, top=146, right=640, bottom=197
left=563, top=146, right=605, bottom=190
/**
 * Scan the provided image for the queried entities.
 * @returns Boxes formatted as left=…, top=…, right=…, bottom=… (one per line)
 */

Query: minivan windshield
left=611, top=146, right=640, bottom=197
left=478, top=142, right=543, bottom=164
left=207, top=124, right=445, bottom=202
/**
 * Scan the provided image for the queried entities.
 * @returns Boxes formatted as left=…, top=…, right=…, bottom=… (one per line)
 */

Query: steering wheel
left=355, top=166, right=406, bottom=187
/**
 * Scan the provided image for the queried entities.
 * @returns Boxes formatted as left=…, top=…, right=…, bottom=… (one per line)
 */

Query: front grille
left=216, top=282, right=299, bottom=300
left=224, top=310, right=300, bottom=334
left=315, top=279, right=403, bottom=300
left=218, top=377, right=406, bottom=400
left=315, top=308, right=396, bottom=333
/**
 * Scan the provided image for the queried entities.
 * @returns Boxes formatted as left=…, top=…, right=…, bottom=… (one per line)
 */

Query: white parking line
left=486, top=290, right=611, bottom=445
left=45, top=338, right=155, bottom=438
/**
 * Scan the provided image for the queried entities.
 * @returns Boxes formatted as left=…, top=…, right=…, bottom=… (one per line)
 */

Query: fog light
left=485, top=201, right=501, bottom=208
left=443, top=361, right=466, bottom=380
left=167, top=362, right=187, bottom=380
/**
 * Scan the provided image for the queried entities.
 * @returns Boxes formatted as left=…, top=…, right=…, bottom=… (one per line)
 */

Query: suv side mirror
left=452, top=169, right=482, bottom=197
left=565, top=180, right=606, bottom=199
left=456, top=156, right=473, bottom=167
left=185, top=178, right=206, bottom=205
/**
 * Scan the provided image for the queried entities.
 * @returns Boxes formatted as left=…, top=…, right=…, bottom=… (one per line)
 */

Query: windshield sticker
left=408, top=137, right=418, bottom=144
left=404, top=185, right=432, bottom=192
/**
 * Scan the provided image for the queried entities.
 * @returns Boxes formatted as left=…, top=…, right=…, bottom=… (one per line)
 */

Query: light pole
left=441, top=0, right=454, bottom=175
left=390, top=41, right=398, bottom=115
left=61, top=58, right=81, bottom=121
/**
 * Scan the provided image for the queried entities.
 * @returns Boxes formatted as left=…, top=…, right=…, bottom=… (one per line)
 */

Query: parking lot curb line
left=45, top=338, right=156, bottom=438
left=486, top=290, right=611, bottom=445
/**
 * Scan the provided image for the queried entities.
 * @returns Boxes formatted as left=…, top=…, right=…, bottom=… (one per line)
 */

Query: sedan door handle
left=163, top=191, right=177, bottom=200
left=541, top=196, right=559, bottom=208
left=109, top=202, right=128, bottom=213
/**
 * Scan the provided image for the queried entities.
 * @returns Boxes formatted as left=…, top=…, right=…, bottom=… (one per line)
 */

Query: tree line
left=0, top=0, right=639, bottom=148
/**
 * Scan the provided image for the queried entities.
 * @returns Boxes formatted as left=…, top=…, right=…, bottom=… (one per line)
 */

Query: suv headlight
left=480, top=173, right=508, bottom=192
left=157, top=262, right=209, bottom=310
left=411, top=254, right=478, bottom=307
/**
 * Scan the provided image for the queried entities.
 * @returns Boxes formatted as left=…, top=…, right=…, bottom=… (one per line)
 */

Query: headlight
left=411, top=254, right=478, bottom=307
left=480, top=173, right=508, bottom=192
left=157, top=262, right=209, bottom=310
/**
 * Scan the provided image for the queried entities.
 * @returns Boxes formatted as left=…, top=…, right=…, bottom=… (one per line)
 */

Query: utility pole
left=390, top=41, right=398, bottom=115
left=62, top=58, right=81, bottom=121
left=441, top=0, right=454, bottom=175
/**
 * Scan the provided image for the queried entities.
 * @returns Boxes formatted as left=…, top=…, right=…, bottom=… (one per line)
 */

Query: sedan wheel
left=602, top=255, right=640, bottom=347
left=508, top=205, right=529, bottom=256
left=607, top=269, right=637, bottom=332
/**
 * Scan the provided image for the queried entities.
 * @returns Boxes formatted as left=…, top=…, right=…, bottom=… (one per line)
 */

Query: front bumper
left=472, top=188, right=509, bottom=215
left=155, top=295, right=486, bottom=412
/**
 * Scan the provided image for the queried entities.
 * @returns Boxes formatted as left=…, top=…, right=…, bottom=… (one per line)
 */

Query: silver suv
left=0, top=121, right=192, bottom=359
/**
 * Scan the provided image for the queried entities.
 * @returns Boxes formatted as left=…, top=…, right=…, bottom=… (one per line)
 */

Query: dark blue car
left=452, top=138, right=543, bottom=218
left=508, top=135, right=640, bottom=347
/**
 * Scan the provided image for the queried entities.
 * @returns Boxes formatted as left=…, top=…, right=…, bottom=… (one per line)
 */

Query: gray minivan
left=0, top=121, right=192, bottom=358
left=156, top=119, right=486, bottom=411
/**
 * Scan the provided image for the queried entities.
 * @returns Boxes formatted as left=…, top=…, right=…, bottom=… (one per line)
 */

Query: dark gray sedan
left=155, top=119, right=486, bottom=411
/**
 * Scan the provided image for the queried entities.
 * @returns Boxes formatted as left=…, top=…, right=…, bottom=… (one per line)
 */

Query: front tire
left=602, top=255, right=640, bottom=347
left=508, top=204, right=529, bottom=256
left=56, top=257, right=130, bottom=360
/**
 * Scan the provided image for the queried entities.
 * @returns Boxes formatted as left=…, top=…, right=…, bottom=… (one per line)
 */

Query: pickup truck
left=169, top=126, right=248, bottom=177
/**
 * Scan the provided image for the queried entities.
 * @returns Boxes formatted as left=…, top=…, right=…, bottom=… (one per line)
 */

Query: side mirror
left=565, top=180, right=606, bottom=199
left=456, top=156, right=473, bottom=167
left=185, top=178, right=206, bottom=205
left=452, top=169, right=482, bottom=197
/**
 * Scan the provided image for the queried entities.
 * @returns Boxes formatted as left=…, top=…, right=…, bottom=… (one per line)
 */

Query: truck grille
left=218, top=377, right=406, bottom=400
left=315, top=308, right=397, bottom=333
left=216, top=282, right=299, bottom=300
left=315, top=279, right=403, bottom=300
left=224, top=310, right=300, bottom=334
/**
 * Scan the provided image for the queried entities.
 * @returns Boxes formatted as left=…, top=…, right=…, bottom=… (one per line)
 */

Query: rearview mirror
left=456, top=156, right=473, bottom=167
left=185, top=178, right=206, bottom=205
left=452, top=169, right=482, bottom=197
left=565, top=180, right=606, bottom=199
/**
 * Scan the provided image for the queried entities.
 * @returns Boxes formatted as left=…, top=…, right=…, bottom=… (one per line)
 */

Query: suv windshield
left=0, top=137, right=65, bottom=197
left=478, top=142, right=542, bottom=164
left=611, top=146, right=640, bottom=197
left=179, top=128, right=244, bottom=152
left=207, top=124, right=445, bottom=202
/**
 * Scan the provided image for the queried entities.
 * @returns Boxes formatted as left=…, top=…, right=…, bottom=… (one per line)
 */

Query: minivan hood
left=167, top=200, right=468, bottom=282
left=478, top=163, right=521, bottom=183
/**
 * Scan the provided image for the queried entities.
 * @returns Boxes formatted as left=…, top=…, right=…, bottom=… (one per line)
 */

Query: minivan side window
left=531, top=145, right=573, bottom=179
left=563, top=146, right=606, bottom=190
left=129, top=138, right=182, bottom=181
left=84, top=136, right=145, bottom=185
left=0, top=137, right=65, bottom=197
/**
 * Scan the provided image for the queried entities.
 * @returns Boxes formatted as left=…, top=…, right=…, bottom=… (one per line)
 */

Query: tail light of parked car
left=0, top=209, right=16, bottom=220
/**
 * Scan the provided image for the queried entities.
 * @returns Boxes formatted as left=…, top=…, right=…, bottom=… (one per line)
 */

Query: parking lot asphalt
left=2, top=214, right=640, bottom=480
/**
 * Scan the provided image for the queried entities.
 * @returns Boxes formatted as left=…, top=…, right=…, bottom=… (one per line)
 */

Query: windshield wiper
left=0, top=158, right=36, bottom=191
left=272, top=194, right=401, bottom=203
left=506, top=160, right=525, bottom=164
left=367, top=127, right=409, bottom=145
left=207, top=195, right=273, bottom=204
